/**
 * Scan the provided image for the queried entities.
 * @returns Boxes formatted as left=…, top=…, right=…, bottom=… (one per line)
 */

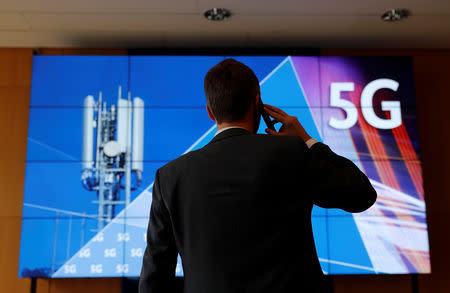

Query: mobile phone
left=258, top=98, right=276, bottom=132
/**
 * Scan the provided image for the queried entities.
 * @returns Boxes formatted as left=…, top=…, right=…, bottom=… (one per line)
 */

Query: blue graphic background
left=20, top=55, right=374, bottom=278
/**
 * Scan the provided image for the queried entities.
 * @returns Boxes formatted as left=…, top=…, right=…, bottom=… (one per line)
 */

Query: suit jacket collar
left=207, top=127, right=251, bottom=146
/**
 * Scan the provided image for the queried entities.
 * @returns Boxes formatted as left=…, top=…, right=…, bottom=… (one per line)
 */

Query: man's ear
left=254, top=92, right=262, bottom=112
left=206, top=104, right=216, bottom=122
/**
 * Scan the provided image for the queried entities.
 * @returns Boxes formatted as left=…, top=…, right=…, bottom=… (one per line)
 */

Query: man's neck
left=216, top=121, right=253, bottom=134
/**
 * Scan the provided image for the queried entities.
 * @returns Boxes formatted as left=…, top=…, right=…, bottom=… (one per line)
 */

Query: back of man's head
left=204, top=59, right=260, bottom=124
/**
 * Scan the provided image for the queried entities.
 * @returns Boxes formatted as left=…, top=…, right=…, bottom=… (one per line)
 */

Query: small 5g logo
left=92, top=233, right=104, bottom=242
left=116, top=264, right=129, bottom=274
left=63, top=264, right=76, bottom=274
left=329, top=78, right=402, bottom=130
left=104, top=248, right=117, bottom=258
left=79, top=248, right=91, bottom=258
left=117, top=232, right=130, bottom=242
left=90, top=264, right=103, bottom=274
left=131, top=248, right=143, bottom=258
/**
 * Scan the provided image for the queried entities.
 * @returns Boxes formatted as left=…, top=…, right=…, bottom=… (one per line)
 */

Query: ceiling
left=1, top=0, right=449, bottom=48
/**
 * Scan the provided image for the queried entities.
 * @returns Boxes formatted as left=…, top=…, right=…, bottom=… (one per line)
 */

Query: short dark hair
left=204, top=58, right=259, bottom=123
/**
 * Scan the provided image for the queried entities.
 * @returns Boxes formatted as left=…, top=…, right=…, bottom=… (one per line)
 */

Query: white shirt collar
left=215, top=126, right=248, bottom=136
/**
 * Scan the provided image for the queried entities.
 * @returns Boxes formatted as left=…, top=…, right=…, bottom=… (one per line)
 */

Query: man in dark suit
left=139, top=59, right=377, bottom=293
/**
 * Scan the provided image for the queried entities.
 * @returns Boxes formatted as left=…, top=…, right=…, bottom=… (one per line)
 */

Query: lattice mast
left=82, top=86, right=144, bottom=230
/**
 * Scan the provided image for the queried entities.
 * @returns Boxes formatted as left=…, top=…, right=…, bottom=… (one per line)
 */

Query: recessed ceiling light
left=381, top=9, right=410, bottom=22
left=204, top=8, right=231, bottom=21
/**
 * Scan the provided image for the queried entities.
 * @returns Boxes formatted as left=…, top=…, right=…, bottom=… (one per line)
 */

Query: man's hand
left=263, top=104, right=311, bottom=142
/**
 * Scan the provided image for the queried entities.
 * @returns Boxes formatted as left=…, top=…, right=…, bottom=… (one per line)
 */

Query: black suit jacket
left=139, top=128, right=377, bottom=293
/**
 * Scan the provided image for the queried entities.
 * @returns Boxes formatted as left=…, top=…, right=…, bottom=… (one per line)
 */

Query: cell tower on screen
left=82, top=86, right=144, bottom=230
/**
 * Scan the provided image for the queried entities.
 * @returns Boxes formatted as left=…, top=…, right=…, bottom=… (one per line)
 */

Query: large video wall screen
left=19, top=55, right=430, bottom=277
